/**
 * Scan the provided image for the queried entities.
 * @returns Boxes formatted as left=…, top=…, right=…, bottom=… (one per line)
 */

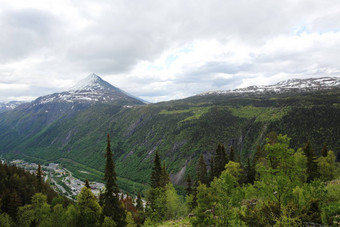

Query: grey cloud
left=0, top=8, right=61, bottom=62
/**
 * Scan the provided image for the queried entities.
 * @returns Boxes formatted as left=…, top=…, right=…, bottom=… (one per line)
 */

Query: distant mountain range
left=0, top=101, right=26, bottom=113
left=200, top=77, right=340, bottom=96
left=1, top=74, right=339, bottom=195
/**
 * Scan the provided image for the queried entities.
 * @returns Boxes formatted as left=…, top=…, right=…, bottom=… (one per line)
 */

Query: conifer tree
left=229, top=146, right=235, bottom=162
left=209, top=158, right=214, bottom=183
left=151, top=151, right=162, bottom=189
left=246, top=158, right=256, bottom=184
left=196, top=154, right=208, bottom=185
left=303, top=141, right=319, bottom=183
left=160, top=162, right=170, bottom=188
left=321, top=144, right=328, bottom=157
left=214, top=144, right=228, bottom=178
left=136, top=192, right=143, bottom=211
left=36, top=164, right=43, bottom=193
left=186, top=175, right=193, bottom=195
left=85, top=179, right=90, bottom=189
left=102, top=134, right=126, bottom=226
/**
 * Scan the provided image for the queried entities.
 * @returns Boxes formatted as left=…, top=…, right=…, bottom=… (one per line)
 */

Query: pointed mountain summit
left=70, top=73, right=118, bottom=92
left=33, top=73, right=145, bottom=105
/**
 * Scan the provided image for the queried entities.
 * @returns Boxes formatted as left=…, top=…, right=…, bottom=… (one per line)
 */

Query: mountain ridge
left=199, top=76, right=340, bottom=96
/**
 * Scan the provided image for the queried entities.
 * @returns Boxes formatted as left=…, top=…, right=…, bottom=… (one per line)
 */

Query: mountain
left=0, top=76, right=339, bottom=195
left=200, top=77, right=340, bottom=96
left=0, top=101, right=26, bottom=113
left=35, top=73, right=145, bottom=105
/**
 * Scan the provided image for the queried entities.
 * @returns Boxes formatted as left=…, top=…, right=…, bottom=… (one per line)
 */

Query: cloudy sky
left=1, top=0, right=340, bottom=103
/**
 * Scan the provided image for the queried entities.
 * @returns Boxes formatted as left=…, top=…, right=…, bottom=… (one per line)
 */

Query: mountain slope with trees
left=0, top=77, right=339, bottom=195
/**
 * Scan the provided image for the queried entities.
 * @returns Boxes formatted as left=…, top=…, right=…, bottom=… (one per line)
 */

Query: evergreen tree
left=303, top=141, right=319, bottom=183
left=160, top=162, right=169, bottom=188
left=209, top=158, right=215, bottom=183
left=196, top=154, right=209, bottom=185
left=102, top=134, right=126, bottom=226
left=136, top=192, right=143, bottom=211
left=151, top=151, right=162, bottom=189
left=321, top=144, right=328, bottom=157
left=186, top=175, right=193, bottom=195
left=229, top=146, right=235, bottom=162
left=36, top=164, right=43, bottom=193
left=246, top=158, right=256, bottom=184
left=214, top=144, right=228, bottom=178
left=85, top=179, right=90, bottom=189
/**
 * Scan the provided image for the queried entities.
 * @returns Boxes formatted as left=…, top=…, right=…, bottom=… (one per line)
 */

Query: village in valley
left=7, top=159, right=105, bottom=200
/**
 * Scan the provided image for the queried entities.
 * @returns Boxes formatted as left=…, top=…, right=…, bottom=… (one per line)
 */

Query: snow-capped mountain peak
left=69, top=73, right=116, bottom=92
left=200, top=77, right=340, bottom=96
left=32, top=73, right=144, bottom=105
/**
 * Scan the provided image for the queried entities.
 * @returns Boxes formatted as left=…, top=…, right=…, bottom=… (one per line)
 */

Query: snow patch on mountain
left=199, top=77, right=340, bottom=96
left=0, top=101, right=26, bottom=113
left=33, top=73, right=145, bottom=105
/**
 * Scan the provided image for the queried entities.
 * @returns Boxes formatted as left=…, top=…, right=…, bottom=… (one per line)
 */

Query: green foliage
left=317, top=150, right=336, bottom=181
left=126, top=212, right=136, bottom=227
left=0, top=212, right=13, bottom=227
left=102, top=216, right=117, bottom=227
left=191, top=183, right=215, bottom=226
left=164, top=183, right=185, bottom=220
left=77, top=187, right=101, bottom=226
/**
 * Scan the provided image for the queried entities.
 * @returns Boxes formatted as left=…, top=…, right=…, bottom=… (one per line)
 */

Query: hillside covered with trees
left=1, top=133, right=339, bottom=226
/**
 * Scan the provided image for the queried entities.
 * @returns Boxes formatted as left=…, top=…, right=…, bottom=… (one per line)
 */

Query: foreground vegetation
left=1, top=133, right=339, bottom=226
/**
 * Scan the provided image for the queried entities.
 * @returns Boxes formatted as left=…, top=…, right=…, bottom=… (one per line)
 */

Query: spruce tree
left=214, top=144, right=228, bottom=178
left=321, top=144, right=328, bottom=157
left=209, top=158, right=215, bottom=183
left=303, top=141, right=319, bottom=183
left=186, top=175, right=193, bottom=195
left=36, top=164, right=43, bottom=193
left=136, top=192, right=143, bottom=211
left=102, top=134, right=126, bottom=226
left=197, top=154, right=208, bottom=185
left=151, top=151, right=162, bottom=189
left=229, top=146, right=235, bottom=162
left=85, top=179, right=90, bottom=189
left=246, top=158, right=256, bottom=184
left=160, top=162, right=170, bottom=188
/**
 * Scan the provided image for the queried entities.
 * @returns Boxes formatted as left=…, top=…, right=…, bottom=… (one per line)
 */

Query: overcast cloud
left=1, top=0, right=340, bottom=103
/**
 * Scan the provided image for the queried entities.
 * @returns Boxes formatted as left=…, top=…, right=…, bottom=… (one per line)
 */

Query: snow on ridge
left=199, top=77, right=340, bottom=96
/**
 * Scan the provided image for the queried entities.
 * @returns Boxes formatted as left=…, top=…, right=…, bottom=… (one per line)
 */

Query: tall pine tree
left=214, top=144, right=228, bottom=178
left=186, top=174, right=193, bottom=195
left=303, top=141, right=319, bottom=183
left=196, top=154, right=209, bottom=185
left=36, top=164, right=43, bottom=193
left=229, top=146, right=235, bottom=162
left=151, top=151, right=162, bottom=189
left=160, top=162, right=170, bottom=188
left=321, top=144, right=328, bottom=157
left=246, top=158, right=256, bottom=184
left=102, top=134, right=126, bottom=226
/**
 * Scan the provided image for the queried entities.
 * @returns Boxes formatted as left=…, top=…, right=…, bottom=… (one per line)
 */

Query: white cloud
left=0, top=0, right=340, bottom=102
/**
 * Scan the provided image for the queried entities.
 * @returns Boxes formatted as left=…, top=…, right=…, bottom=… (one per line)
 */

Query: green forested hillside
left=1, top=89, right=339, bottom=195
